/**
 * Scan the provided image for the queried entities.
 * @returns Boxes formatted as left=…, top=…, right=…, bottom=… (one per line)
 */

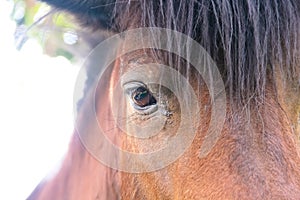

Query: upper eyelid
left=123, top=81, right=148, bottom=94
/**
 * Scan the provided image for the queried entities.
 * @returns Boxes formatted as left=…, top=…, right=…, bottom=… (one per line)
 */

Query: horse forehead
left=116, top=50, right=159, bottom=73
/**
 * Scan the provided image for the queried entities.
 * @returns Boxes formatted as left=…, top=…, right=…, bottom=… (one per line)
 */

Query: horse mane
left=43, top=0, right=300, bottom=106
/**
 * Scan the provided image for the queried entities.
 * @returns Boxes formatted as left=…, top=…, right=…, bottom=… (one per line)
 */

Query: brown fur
left=28, top=0, right=300, bottom=199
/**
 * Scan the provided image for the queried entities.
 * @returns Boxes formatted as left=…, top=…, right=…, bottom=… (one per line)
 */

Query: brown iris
left=132, top=87, right=157, bottom=107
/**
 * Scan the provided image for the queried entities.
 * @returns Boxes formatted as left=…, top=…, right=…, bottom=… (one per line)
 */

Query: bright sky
left=0, top=1, right=80, bottom=199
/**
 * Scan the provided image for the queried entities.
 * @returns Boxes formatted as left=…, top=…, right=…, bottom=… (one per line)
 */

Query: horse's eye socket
left=132, top=87, right=157, bottom=107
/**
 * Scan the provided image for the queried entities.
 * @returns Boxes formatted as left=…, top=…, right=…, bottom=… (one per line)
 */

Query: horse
left=28, top=0, right=300, bottom=199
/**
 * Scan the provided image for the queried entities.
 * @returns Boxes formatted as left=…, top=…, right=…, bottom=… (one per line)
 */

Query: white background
left=0, top=1, right=80, bottom=199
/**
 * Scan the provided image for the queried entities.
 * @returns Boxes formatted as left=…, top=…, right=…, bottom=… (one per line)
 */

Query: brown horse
left=28, top=0, right=300, bottom=199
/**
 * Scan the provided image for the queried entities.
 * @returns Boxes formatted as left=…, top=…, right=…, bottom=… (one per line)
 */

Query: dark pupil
left=132, top=87, right=157, bottom=107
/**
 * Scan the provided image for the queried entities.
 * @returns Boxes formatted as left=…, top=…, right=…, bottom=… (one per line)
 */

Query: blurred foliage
left=10, top=0, right=96, bottom=63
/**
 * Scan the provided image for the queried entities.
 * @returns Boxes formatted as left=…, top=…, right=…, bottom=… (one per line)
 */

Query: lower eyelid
left=134, top=102, right=158, bottom=110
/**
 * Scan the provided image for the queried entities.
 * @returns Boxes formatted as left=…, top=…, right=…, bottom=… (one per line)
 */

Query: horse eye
left=132, top=86, right=157, bottom=108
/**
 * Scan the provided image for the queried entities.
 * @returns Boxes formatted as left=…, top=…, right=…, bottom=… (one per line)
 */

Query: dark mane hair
left=43, top=0, right=300, bottom=104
